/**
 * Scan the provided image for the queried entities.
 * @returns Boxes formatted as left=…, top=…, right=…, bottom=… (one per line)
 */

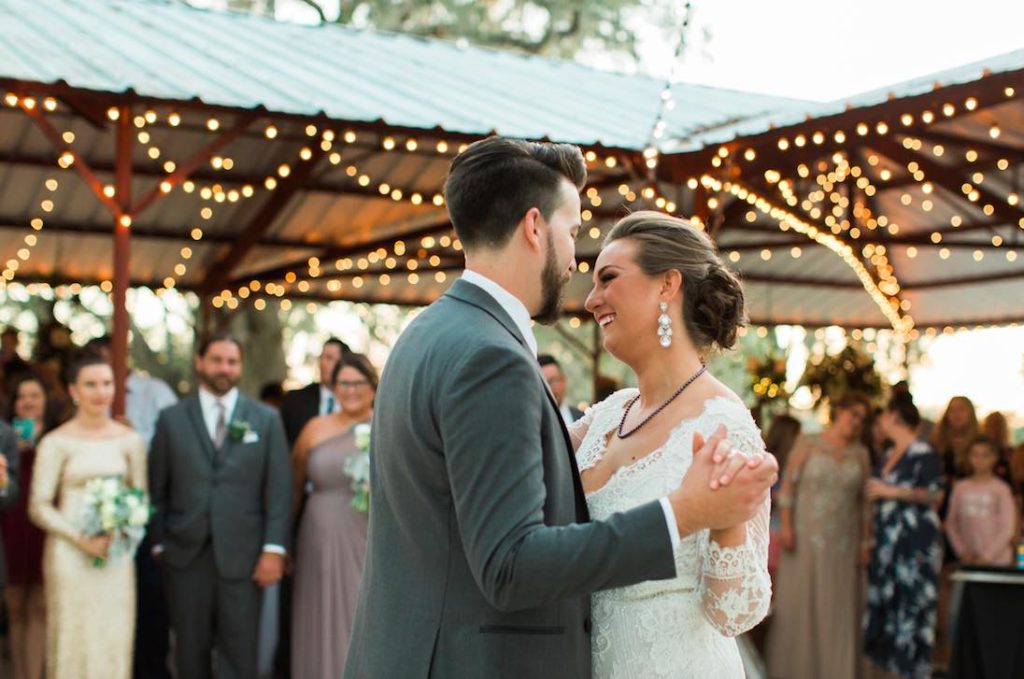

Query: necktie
left=214, top=401, right=227, bottom=448
left=326, top=395, right=335, bottom=415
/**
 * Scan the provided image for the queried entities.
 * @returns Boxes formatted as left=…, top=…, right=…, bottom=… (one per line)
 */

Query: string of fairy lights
left=2, top=75, right=1021, bottom=339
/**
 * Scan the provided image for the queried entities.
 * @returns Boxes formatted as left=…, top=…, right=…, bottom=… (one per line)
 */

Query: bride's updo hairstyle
left=605, top=210, right=746, bottom=352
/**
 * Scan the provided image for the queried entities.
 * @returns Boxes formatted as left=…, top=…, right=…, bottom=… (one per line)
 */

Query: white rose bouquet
left=343, top=423, right=371, bottom=513
left=80, top=476, right=152, bottom=567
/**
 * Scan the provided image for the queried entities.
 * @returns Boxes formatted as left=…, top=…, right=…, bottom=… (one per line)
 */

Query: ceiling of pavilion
left=0, top=0, right=1021, bottom=334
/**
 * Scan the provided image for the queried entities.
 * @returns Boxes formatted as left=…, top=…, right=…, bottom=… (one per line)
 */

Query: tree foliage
left=214, top=0, right=689, bottom=63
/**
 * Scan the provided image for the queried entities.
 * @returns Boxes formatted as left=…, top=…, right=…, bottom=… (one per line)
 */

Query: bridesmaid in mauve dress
left=291, top=352, right=377, bottom=679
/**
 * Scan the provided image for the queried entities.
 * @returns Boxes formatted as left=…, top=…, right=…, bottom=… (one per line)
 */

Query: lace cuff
left=703, top=539, right=759, bottom=580
left=698, top=498, right=772, bottom=637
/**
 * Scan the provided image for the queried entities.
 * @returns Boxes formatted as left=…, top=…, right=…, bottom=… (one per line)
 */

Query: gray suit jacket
left=345, top=280, right=676, bottom=679
left=0, top=422, right=20, bottom=589
left=148, top=394, right=291, bottom=579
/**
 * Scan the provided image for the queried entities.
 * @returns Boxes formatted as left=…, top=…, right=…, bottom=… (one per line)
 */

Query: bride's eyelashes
left=599, top=273, right=616, bottom=284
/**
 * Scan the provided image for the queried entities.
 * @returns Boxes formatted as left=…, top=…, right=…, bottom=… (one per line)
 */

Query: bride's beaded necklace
left=617, top=365, right=707, bottom=440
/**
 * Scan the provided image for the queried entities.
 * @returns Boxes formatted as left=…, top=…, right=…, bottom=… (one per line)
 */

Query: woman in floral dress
left=863, top=393, right=944, bottom=679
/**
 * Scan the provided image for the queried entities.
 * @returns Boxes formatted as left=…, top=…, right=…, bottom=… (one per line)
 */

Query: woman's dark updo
left=604, top=210, right=746, bottom=352
left=66, top=353, right=110, bottom=385
left=886, top=391, right=921, bottom=429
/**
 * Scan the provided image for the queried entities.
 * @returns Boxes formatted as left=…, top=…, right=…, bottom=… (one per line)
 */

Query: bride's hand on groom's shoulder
left=668, top=425, right=777, bottom=537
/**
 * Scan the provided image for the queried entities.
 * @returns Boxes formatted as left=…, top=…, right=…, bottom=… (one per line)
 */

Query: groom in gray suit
left=345, top=137, right=777, bottom=678
left=149, top=334, right=291, bottom=679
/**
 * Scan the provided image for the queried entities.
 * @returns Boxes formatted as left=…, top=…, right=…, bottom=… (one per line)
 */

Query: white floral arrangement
left=80, top=476, right=152, bottom=567
left=343, top=423, right=371, bottom=513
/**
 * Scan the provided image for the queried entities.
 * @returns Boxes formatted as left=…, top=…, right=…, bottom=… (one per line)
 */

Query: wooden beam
left=869, top=135, right=1024, bottom=226
left=20, top=102, right=121, bottom=216
left=914, top=129, right=1024, bottom=162
left=0, top=216, right=320, bottom=247
left=129, top=111, right=260, bottom=216
left=198, top=145, right=330, bottom=294
left=225, top=217, right=457, bottom=286
left=112, top=106, right=132, bottom=417
left=900, top=269, right=1024, bottom=289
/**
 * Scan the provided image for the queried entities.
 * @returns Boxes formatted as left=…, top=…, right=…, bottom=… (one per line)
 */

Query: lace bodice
left=571, top=390, right=772, bottom=677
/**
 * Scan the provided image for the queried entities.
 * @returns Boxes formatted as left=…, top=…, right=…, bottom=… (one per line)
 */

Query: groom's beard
left=533, top=231, right=570, bottom=325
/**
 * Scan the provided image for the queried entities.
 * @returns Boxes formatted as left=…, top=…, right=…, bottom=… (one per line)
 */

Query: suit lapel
left=186, top=397, right=216, bottom=461
left=445, top=279, right=590, bottom=521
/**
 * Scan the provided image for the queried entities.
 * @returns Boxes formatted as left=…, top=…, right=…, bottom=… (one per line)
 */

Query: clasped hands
left=669, top=424, right=778, bottom=538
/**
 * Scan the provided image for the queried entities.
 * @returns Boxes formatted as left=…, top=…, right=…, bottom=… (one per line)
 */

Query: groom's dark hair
left=444, top=136, right=587, bottom=250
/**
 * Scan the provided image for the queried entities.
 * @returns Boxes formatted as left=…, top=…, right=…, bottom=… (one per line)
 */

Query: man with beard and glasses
left=344, top=136, right=767, bottom=678
left=149, top=334, right=291, bottom=679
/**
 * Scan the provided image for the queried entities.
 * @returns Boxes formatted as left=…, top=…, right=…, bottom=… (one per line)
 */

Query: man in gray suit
left=0, top=421, right=20, bottom=589
left=149, top=334, right=291, bottom=679
left=345, top=137, right=776, bottom=678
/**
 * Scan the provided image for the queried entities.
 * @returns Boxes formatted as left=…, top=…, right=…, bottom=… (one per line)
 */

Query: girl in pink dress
left=945, top=437, right=1017, bottom=566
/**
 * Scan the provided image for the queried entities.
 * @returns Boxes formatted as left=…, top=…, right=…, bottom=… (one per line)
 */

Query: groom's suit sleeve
left=442, top=344, right=677, bottom=613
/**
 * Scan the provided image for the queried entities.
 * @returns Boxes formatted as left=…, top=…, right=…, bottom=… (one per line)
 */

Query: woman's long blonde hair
left=930, top=395, right=979, bottom=474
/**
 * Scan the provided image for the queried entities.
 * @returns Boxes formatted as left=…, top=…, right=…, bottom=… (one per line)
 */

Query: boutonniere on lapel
left=228, top=420, right=260, bottom=444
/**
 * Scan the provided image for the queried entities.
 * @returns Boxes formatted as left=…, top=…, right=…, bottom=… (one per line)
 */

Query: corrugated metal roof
left=0, top=0, right=806, bottom=149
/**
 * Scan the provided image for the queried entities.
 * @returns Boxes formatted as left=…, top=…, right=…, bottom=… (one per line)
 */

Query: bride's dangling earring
left=658, top=302, right=672, bottom=348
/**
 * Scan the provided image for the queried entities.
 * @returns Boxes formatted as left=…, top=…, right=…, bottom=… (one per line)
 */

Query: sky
left=650, top=0, right=1024, bottom=102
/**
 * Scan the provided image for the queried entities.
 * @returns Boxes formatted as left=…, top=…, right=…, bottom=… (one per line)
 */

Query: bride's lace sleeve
left=697, top=419, right=772, bottom=637
left=568, top=405, right=595, bottom=452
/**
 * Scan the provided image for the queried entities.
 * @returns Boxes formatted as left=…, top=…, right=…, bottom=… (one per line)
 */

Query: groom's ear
left=520, top=206, right=545, bottom=252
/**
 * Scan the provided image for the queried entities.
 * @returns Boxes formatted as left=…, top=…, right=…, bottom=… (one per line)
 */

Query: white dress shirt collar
left=319, top=384, right=336, bottom=415
left=460, top=269, right=538, bottom=357
left=198, top=386, right=239, bottom=439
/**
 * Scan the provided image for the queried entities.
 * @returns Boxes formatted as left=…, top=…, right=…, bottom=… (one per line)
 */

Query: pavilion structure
left=1, top=0, right=1022, bottom=408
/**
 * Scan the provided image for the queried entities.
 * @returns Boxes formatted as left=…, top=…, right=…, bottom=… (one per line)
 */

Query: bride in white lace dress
left=571, top=211, right=772, bottom=677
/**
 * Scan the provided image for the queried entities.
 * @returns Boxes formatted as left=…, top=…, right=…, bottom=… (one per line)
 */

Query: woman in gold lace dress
left=766, top=393, right=872, bottom=679
left=28, top=355, right=147, bottom=679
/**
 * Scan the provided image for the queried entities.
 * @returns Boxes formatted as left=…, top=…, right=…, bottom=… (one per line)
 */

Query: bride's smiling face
left=585, top=238, right=667, bottom=361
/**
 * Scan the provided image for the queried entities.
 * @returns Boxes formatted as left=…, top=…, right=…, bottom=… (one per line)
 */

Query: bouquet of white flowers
left=80, top=476, right=152, bottom=567
left=343, top=423, right=371, bottom=513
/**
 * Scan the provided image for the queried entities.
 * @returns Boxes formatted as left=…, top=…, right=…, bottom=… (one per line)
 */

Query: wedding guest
left=2, top=374, right=50, bottom=679
left=275, top=337, right=348, bottom=676
left=932, top=396, right=979, bottom=486
left=148, top=335, right=291, bottom=679
left=538, top=354, right=583, bottom=426
left=763, top=414, right=801, bottom=474
left=289, top=352, right=377, bottom=678
left=28, top=355, right=147, bottom=679
left=863, top=393, right=943, bottom=679
left=260, top=381, right=285, bottom=409
left=864, top=406, right=888, bottom=467
left=83, top=336, right=177, bottom=679
left=762, top=414, right=801, bottom=577
left=981, top=411, right=1013, bottom=480
left=280, top=338, right=350, bottom=446
left=1011, top=442, right=1024, bottom=498
left=767, top=393, right=871, bottom=679
left=945, top=437, right=1016, bottom=566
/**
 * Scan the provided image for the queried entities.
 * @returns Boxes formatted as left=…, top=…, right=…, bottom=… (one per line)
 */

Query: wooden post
left=111, top=106, right=132, bottom=417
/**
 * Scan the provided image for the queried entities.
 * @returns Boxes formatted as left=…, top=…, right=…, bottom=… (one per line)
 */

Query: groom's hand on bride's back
left=668, top=424, right=777, bottom=537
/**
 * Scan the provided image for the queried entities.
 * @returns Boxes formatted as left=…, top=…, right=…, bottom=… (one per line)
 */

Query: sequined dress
left=571, top=391, right=772, bottom=678
left=28, top=430, right=147, bottom=679
left=765, top=434, right=870, bottom=679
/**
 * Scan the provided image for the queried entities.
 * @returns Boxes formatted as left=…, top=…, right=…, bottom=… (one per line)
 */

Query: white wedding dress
left=570, top=390, right=772, bottom=678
